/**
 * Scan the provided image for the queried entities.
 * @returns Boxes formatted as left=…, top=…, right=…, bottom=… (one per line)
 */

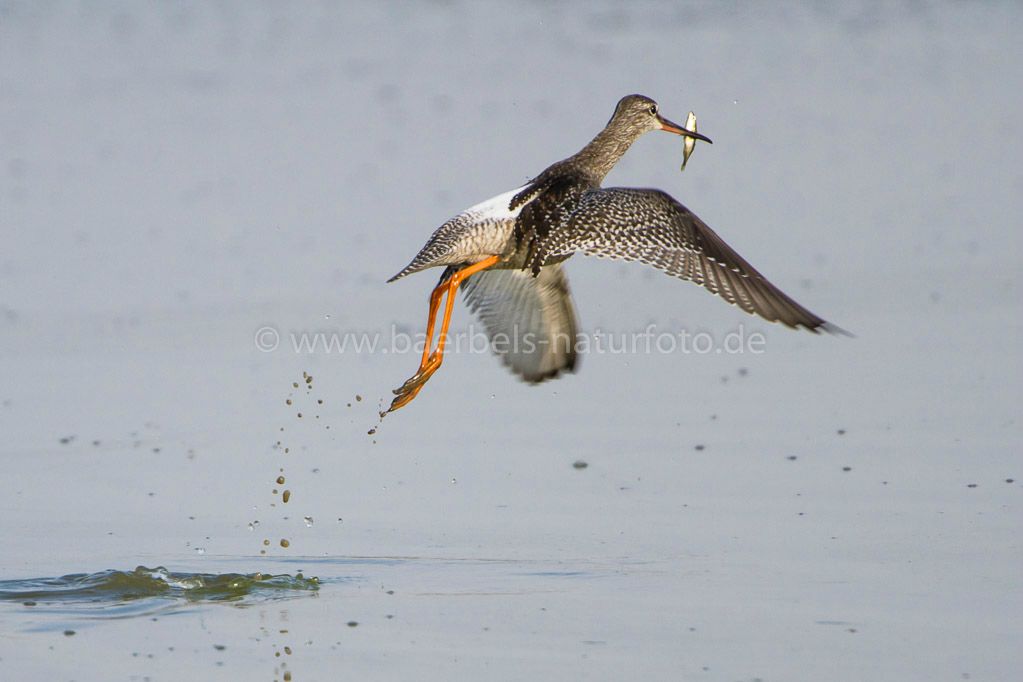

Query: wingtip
left=508, top=354, right=579, bottom=385
left=818, top=321, right=855, bottom=338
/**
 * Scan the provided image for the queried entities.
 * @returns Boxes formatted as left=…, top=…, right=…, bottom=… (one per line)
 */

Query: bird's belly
left=463, top=219, right=518, bottom=261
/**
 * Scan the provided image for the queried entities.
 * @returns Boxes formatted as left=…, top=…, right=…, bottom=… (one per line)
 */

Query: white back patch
left=464, top=185, right=529, bottom=221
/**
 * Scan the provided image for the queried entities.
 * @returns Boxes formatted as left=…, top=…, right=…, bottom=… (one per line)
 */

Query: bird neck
left=568, top=122, right=641, bottom=182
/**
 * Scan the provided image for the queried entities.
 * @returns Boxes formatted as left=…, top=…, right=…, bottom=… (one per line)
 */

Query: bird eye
left=649, top=105, right=658, bottom=115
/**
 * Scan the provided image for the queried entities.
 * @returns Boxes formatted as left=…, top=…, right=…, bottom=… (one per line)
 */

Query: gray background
left=2, top=2, right=1020, bottom=680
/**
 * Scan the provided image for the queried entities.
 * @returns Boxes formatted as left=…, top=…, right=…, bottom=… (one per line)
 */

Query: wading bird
left=387, top=94, right=843, bottom=412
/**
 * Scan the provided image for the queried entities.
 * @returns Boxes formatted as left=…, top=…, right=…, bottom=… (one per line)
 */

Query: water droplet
left=276, top=475, right=286, bottom=485
left=282, top=489, right=291, bottom=503
left=303, top=516, right=314, bottom=527
left=450, top=477, right=457, bottom=484
left=280, top=538, right=290, bottom=548
left=195, top=547, right=206, bottom=555
left=337, top=517, right=344, bottom=524
left=324, top=314, right=331, bottom=320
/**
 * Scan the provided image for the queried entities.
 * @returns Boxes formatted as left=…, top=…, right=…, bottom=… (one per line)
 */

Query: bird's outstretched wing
left=460, top=263, right=579, bottom=382
left=546, top=188, right=844, bottom=333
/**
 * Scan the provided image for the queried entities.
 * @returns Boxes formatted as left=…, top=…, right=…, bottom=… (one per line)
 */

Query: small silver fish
left=680, top=111, right=698, bottom=172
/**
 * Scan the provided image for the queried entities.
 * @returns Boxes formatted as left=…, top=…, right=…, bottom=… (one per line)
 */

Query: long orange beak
left=658, top=115, right=713, bottom=144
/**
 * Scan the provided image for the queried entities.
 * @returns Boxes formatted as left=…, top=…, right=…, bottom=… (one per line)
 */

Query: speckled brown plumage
left=544, top=188, right=843, bottom=332
left=387, top=94, right=844, bottom=408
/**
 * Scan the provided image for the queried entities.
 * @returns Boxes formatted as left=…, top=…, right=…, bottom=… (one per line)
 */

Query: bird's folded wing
left=547, top=188, right=843, bottom=333
left=461, top=264, right=579, bottom=382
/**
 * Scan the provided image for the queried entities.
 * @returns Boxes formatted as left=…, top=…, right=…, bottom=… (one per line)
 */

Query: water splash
left=0, top=566, right=319, bottom=606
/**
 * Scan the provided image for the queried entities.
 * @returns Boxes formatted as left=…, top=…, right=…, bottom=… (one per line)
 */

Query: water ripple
left=0, top=566, right=319, bottom=609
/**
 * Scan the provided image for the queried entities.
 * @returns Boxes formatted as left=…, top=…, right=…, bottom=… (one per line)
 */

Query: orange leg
left=420, top=278, right=448, bottom=365
left=393, top=271, right=457, bottom=394
left=388, top=256, right=500, bottom=412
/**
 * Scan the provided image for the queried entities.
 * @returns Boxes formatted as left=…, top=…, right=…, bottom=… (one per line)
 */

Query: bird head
left=609, top=94, right=712, bottom=145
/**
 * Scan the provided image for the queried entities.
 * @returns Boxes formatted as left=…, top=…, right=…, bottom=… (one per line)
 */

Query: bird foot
left=388, top=354, right=441, bottom=412
left=387, top=384, right=424, bottom=413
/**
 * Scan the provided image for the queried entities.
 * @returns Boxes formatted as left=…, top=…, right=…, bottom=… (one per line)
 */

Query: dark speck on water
left=213, top=644, right=226, bottom=651
left=837, top=429, right=846, bottom=435
left=368, top=428, right=376, bottom=435
left=572, top=460, right=588, bottom=469
left=842, top=466, right=852, bottom=472
left=355, top=395, right=363, bottom=402
left=347, top=621, right=358, bottom=627
left=967, top=483, right=977, bottom=488
left=787, top=455, right=798, bottom=461
left=63, top=630, right=75, bottom=636
left=694, top=444, right=705, bottom=451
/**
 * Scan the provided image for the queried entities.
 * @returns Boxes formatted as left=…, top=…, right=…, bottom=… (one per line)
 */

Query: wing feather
left=544, top=188, right=845, bottom=333
left=460, top=264, right=580, bottom=382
